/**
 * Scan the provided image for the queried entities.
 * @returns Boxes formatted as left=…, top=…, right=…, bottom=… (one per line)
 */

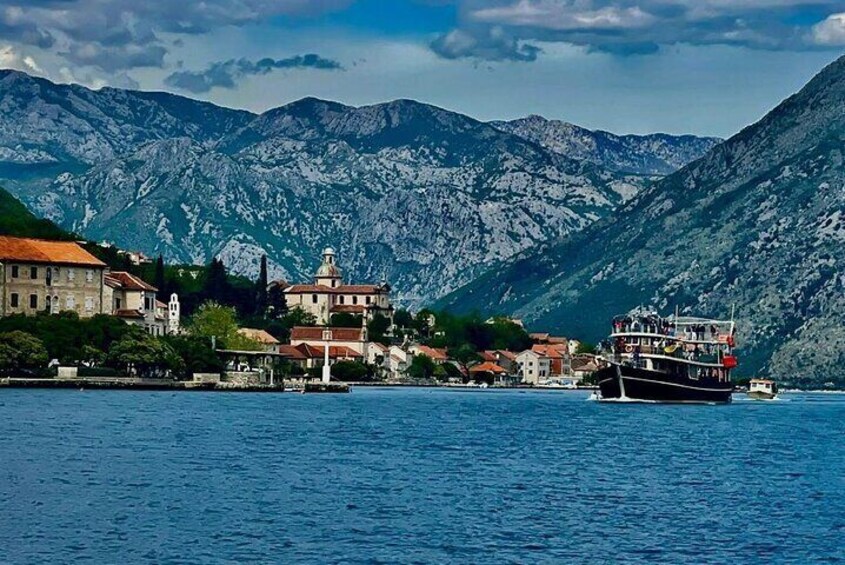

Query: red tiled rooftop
left=470, top=362, right=507, bottom=374
left=0, top=236, right=105, bottom=267
left=290, top=326, right=366, bottom=342
left=105, top=271, right=157, bottom=292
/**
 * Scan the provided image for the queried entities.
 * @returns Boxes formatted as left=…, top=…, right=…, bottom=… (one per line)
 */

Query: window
left=67, top=269, right=75, bottom=281
left=312, top=294, right=318, bottom=304
left=331, top=280, right=337, bottom=288
left=85, top=270, right=94, bottom=283
left=144, top=296, right=153, bottom=311
left=85, top=297, right=94, bottom=312
left=30, top=266, right=38, bottom=279
left=46, top=268, right=52, bottom=286
left=11, top=265, right=18, bottom=278
left=29, top=294, right=38, bottom=309
left=10, top=293, right=18, bottom=308
left=366, top=296, right=371, bottom=305
left=340, top=296, right=345, bottom=305
left=114, top=297, right=122, bottom=310
left=353, top=296, right=358, bottom=305
left=66, top=295, right=75, bottom=310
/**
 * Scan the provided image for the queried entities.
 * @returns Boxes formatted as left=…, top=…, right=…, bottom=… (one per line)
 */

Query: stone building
left=105, top=271, right=180, bottom=335
left=0, top=236, right=107, bottom=317
left=283, top=248, right=393, bottom=326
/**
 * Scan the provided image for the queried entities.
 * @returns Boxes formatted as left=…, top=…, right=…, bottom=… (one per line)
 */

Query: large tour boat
left=594, top=311, right=737, bottom=404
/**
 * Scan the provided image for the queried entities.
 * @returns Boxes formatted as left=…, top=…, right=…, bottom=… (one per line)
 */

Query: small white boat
left=747, top=378, right=778, bottom=400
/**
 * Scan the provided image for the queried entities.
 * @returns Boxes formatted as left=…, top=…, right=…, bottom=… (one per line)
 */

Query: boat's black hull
left=596, top=364, right=733, bottom=404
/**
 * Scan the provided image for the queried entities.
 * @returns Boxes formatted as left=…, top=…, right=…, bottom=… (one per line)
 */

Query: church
left=283, top=248, right=393, bottom=326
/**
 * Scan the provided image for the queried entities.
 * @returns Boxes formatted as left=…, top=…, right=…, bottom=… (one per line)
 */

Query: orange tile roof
left=114, top=309, right=144, bottom=319
left=532, top=344, right=568, bottom=359
left=0, top=236, right=105, bottom=267
left=480, top=351, right=498, bottom=362
left=284, top=284, right=387, bottom=295
left=277, top=344, right=308, bottom=360
left=414, top=345, right=449, bottom=361
left=331, top=304, right=367, bottom=314
left=106, top=271, right=157, bottom=292
left=289, top=343, right=362, bottom=359
left=238, top=328, right=280, bottom=345
left=290, top=326, right=366, bottom=342
left=470, top=362, right=507, bottom=374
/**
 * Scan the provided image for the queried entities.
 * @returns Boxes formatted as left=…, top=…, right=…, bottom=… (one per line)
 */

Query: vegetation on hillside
left=0, top=186, right=75, bottom=240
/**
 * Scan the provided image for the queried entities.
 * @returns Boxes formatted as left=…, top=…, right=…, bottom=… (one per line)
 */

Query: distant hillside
left=0, top=186, right=73, bottom=240
left=0, top=69, right=715, bottom=307
left=492, top=116, right=722, bottom=175
left=437, top=54, right=845, bottom=388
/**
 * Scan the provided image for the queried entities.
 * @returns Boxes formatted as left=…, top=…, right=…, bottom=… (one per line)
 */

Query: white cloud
left=471, top=0, right=657, bottom=31
left=0, top=43, right=43, bottom=73
left=812, top=13, right=845, bottom=46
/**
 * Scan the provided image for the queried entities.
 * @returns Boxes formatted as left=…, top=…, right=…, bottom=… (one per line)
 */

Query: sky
left=0, top=0, right=843, bottom=137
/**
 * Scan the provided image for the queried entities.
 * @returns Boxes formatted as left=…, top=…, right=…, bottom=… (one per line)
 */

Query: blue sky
left=0, top=1, right=843, bottom=137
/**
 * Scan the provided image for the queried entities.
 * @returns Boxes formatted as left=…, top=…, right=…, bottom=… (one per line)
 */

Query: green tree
left=80, top=345, right=106, bottom=366
left=0, top=331, right=48, bottom=375
left=154, top=254, right=166, bottom=297
left=163, top=335, right=223, bottom=379
left=188, top=301, right=261, bottom=351
left=255, top=255, right=268, bottom=317
left=202, top=258, right=230, bottom=304
left=331, top=360, right=370, bottom=382
left=575, top=342, right=596, bottom=355
left=407, top=354, right=436, bottom=380
left=448, top=344, right=481, bottom=379
left=367, top=313, right=391, bottom=345
left=107, top=333, right=183, bottom=378
left=267, top=282, right=287, bottom=319
left=330, top=312, right=363, bottom=327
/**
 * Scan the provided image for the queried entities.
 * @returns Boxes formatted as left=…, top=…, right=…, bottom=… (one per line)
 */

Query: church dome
left=315, top=262, right=341, bottom=278
left=315, top=247, right=341, bottom=280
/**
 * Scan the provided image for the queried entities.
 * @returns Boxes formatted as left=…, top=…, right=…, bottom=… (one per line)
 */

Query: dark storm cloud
left=164, top=54, right=344, bottom=93
left=430, top=0, right=845, bottom=61
left=0, top=0, right=352, bottom=71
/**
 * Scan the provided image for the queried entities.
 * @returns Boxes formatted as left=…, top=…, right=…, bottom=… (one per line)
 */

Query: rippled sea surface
left=1, top=388, right=844, bottom=564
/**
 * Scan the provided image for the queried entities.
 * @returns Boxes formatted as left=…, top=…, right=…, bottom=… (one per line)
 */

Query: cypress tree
left=154, top=255, right=166, bottom=297
left=255, top=255, right=269, bottom=316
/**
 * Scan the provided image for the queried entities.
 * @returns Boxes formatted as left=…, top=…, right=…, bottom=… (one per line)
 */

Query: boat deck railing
left=610, top=330, right=733, bottom=346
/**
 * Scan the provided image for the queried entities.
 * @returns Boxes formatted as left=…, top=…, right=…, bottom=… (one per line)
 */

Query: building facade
left=105, top=271, right=179, bottom=336
left=283, top=248, right=393, bottom=326
left=0, top=236, right=107, bottom=318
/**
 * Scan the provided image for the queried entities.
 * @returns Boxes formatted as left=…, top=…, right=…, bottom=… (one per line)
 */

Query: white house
left=516, top=349, right=551, bottom=385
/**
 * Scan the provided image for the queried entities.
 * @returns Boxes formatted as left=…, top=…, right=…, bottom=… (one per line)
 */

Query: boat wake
left=594, top=395, right=660, bottom=404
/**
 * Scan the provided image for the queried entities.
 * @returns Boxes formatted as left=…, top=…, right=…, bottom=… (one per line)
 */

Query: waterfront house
left=516, top=349, right=550, bottom=384
left=279, top=343, right=362, bottom=371
left=238, top=328, right=281, bottom=353
left=290, top=326, right=368, bottom=355
left=105, top=271, right=180, bottom=336
left=0, top=236, right=107, bottom=318
left=282, top=248, right=393, bottom=326
left=408, top=344, right=449, bottom=364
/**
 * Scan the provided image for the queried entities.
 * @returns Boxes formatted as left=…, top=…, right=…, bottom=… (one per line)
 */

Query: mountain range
left=438, top=54, right=845, bottom=387
left=0, top=69, right=717, bottom=306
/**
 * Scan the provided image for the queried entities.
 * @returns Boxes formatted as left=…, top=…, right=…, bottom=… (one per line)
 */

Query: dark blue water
left=1, top=388, right=844, bottom=564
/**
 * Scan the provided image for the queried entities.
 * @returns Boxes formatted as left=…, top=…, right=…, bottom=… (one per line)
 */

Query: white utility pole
left=322, top=328, right=332, bottom=384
